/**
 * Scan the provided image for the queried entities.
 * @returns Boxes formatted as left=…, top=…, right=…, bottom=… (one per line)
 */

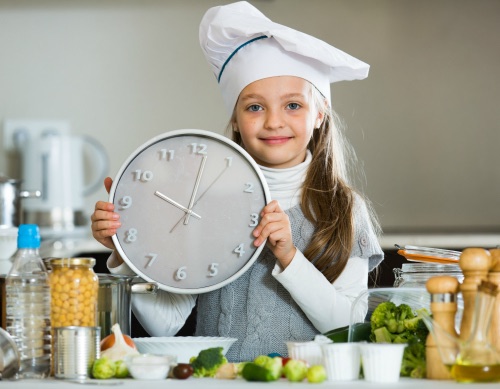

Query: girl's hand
left=90, top=177, right=120, bottom=250
left=252, top=200, right=296, bottom=268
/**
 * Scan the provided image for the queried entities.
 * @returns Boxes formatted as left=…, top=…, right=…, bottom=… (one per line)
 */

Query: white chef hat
left=199, top=1, right=370, bottom=114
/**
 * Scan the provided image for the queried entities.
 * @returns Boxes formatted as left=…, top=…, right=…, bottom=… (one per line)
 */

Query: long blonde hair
left=228, top=84, right=380, bottom=283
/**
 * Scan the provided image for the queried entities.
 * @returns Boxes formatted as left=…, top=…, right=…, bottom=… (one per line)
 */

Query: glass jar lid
left=46, top=257, right=96, bottom=268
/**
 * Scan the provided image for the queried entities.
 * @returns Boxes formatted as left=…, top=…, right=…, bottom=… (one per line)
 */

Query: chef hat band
left=218, top=36, right=332, bottom=114
left=200, top=1, right=370, bottom=114
left=218, top=35, right=267, bottom=83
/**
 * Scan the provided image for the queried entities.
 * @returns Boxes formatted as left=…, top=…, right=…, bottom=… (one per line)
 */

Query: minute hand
left=184, top=155, right=207, bottom=225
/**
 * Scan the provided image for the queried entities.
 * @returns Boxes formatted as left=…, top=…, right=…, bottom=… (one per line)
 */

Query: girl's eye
left=287, top=102, right=300, bottom=110
left=247, top=104, right=262, bottom=112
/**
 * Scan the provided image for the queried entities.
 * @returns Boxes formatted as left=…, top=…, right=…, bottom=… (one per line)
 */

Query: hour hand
left=154, top=191, right=201, bottom=219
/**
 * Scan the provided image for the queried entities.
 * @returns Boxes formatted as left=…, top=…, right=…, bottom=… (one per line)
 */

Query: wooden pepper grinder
left=426, top=275, right=460, bottom=380
left=487, top=248, right=500, bottom=351
left=458, top=248, right=491, bottom=341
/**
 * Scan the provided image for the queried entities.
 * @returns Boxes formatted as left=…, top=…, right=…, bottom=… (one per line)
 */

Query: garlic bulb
left=101, top=323, right=139, bottom=361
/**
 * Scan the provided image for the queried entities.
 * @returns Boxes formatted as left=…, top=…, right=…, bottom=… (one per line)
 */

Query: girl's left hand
left=253, top=200, right=296, bottom=268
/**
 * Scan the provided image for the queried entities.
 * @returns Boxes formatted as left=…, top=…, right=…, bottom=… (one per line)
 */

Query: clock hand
left=154, top=191, right=201, bottom=219
left=169, top=163, right=229, bottom=233
left=184, top=155, right=207, bottom=225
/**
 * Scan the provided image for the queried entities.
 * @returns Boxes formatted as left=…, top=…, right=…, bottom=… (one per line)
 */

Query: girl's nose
left=264, top=108, right=285, bottom=130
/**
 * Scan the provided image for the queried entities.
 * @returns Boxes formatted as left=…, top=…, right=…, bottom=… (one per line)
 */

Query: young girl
left=91, top=1, right=384, bottom=362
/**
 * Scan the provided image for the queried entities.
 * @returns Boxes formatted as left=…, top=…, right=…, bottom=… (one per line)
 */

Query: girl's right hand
left=90, top=177, right=120, bottom=250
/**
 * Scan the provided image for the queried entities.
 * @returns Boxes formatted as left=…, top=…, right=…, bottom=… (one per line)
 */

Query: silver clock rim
left=109, top=128, right=271, bottom=294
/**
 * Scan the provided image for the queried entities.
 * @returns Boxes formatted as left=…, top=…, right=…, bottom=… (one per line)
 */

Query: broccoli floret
left=370, top=301, right=398, bottom=330
left=190, top=347, right=228, bottom=378
left=400, top=336, right=427, bottom=378
left=370, top=302, right=430, bottom=379
left=373, top=326, right=393, bottom=343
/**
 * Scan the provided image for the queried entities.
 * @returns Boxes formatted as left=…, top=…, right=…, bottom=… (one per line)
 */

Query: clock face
left=109, top=129, right=270, bottom=294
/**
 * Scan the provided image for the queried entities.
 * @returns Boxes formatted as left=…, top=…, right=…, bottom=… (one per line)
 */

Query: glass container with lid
left=48, top=257, right=99, bottom=327
left=393, top=263, right=463, bottom=288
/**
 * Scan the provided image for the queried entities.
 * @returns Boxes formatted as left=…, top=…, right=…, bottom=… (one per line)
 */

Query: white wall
left=1, top=0, right=499, bottom=233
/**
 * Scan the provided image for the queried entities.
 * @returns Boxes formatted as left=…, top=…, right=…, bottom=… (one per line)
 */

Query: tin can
left=48, top=258, right=99, bottom=327
left=53, top=326, right=100, bottom=379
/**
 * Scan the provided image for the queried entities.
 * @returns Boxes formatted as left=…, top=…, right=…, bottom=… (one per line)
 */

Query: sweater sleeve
left=106, top=251, right=197, bottom=336
left=272, top=250, right=368, bottom=333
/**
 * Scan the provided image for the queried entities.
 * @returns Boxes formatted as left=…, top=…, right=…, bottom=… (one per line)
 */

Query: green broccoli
left=190, top=347, right=228, bottom=378
left=400, top=335, right=427, bottom=378
left=370, top=301, right=430, bottom=378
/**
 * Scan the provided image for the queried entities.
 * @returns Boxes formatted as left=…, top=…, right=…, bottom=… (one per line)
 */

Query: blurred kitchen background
left=1, top=0, right=499, bottom=287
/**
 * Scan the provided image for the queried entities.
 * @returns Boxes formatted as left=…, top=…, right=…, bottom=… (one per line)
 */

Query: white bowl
left=124, top=354, right=177, bottom=380
left=132, top=336, right=236, bottom=363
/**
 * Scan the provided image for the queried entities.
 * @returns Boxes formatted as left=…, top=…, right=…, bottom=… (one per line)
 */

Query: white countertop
left=4, top=377, right=499, bottom=389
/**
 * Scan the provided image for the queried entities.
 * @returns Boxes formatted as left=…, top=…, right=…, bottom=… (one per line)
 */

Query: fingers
left=90, top=200, right=120, bottom=250
left=252, top=200, right=295, bottom=266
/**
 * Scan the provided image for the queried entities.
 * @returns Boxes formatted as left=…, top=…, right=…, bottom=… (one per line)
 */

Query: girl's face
left=233, top=76, right=323, bottom=169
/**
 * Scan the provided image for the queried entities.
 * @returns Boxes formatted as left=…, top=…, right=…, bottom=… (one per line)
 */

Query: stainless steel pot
left=0, top=175, right=41, bottom=228
left=97, top=274, right=157, bottom=338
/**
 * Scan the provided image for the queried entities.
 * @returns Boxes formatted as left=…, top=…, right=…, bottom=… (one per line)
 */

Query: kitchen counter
left=380, top=233, right=500, bottom=250
left=38, top=232, right=500, bottom=260
left=4, top=377, right=500, bottom=389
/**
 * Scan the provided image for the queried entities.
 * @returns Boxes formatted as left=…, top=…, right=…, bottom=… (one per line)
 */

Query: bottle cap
left=17, top=224, right=41, bottom=249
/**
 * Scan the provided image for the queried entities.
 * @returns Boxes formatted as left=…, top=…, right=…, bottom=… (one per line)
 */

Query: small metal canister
left=48, top=258, right=99, bottom=327
left=53, top=326, right=100, bottom=379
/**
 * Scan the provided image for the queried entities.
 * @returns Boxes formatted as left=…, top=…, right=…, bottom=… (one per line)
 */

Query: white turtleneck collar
left=258, top=150, right=312, bottom=211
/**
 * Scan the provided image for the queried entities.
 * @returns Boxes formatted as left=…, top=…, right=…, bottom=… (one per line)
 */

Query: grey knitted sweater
left=195, top=200, right=383, bottom=362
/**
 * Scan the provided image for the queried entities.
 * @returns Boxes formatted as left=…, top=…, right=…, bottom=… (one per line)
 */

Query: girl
left=91, top=1, right=384, bottom=362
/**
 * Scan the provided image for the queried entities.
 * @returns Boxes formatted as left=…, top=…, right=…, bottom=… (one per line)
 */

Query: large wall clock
left=109, top=129, right=270, bottom=294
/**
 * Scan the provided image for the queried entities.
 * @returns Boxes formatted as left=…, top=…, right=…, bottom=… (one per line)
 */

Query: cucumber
left=242, top=362, right=278, bottom=382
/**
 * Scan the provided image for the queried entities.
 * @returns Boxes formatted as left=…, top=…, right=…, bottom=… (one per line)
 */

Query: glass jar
left=393, top=263, right=464, bottom=288
left=394, top=262, right=465, bottom=330
left=48, top=257, right=99, bottom=327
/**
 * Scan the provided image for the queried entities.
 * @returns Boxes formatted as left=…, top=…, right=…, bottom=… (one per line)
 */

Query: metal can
left=48, top=258, right=99, bottom=327
left=53, top=326, right=100, bottom=379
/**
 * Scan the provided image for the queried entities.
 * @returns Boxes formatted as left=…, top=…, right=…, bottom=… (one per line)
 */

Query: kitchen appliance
left=14, top=130, right=108, bottom=237
left=0, top=174, right=41, bottom=229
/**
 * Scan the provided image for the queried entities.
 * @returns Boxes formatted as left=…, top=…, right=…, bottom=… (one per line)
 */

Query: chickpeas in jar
left=47, top=257, right=99, bottom=327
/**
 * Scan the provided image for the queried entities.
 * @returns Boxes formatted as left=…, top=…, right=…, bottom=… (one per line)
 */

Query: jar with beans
left=47, top=257, right=99, bottom=327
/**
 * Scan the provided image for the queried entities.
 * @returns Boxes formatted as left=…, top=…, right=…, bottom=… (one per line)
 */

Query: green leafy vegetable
left=189, top=347, right=228, bottom=378
left=370, top=302, right=429, bottom=378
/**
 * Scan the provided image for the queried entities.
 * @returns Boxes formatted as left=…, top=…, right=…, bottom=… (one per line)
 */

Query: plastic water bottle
left=6, top=224, right=51, bottom=379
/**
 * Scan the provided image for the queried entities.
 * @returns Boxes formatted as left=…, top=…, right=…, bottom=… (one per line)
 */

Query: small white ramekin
left=286, top=341, right=323, bottom=366
left=358, top=343, right=406, bottom=383
left=321, top=342, right=361, bottom=381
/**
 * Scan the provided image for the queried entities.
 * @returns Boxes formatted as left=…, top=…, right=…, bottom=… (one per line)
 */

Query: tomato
left=100, top=333, right=136, bottom=351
